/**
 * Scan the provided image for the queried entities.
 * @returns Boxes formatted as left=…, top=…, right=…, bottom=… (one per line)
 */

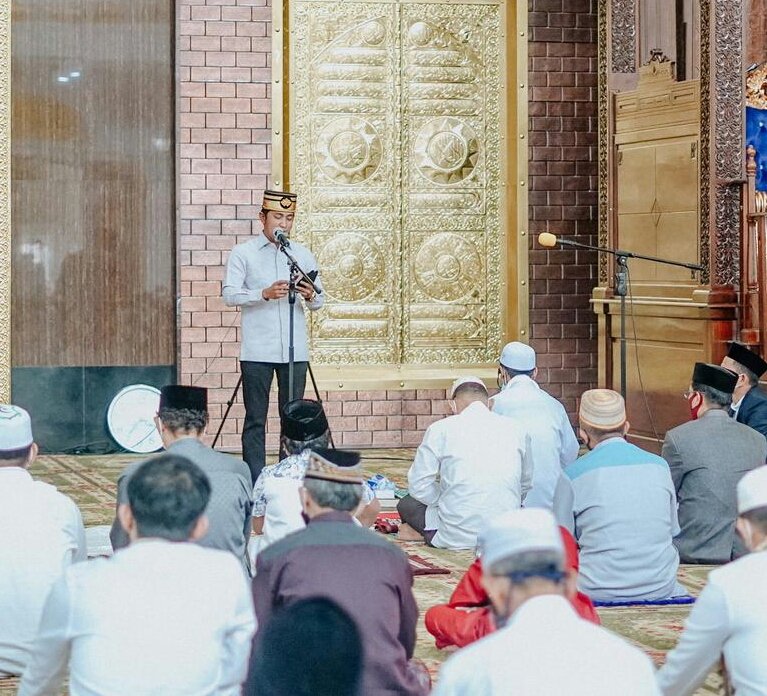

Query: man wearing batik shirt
left=250, top=449, right=427, bottom=696
left=250, top=399, right=378, bottom=553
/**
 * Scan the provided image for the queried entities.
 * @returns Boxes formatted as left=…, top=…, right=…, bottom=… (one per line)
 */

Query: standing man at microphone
left=223, top=190, right=324, bottom=484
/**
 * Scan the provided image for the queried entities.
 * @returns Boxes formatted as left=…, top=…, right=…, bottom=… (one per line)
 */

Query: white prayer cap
left=499, top=341, right=536, bottom=371
left=0, top=405, right=34, bottom=450
left=479, top=509, right=564, bottom=573
left=449, top=376, right=487, bottom=399
left=737, top=466, right=767, bottom=514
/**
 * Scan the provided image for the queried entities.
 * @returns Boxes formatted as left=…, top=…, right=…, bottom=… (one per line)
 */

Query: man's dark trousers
left=240, top=360, right=307, bottom=483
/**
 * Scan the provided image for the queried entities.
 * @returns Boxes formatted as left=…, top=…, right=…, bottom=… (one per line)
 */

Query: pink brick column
left=177, top=0, right=272, bottom=450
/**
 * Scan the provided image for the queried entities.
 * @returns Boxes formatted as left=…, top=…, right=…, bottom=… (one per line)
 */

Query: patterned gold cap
left=579, top=388, right=626, bottom=431
left=304, top=448, right=364, bottom=485
left=262, top=189, right=297, bottom=213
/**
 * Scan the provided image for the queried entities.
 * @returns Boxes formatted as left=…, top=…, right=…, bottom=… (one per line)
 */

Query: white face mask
left=739, top=519, right=767, bottom=553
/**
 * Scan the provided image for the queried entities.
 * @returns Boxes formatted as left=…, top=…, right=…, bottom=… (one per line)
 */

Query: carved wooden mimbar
left=593, top=53, right=737, bottom=445
left=286, top=0, right=506, bottom=375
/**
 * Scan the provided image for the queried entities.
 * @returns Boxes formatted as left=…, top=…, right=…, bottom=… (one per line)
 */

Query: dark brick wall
left=527, top=0, right=599, bottom=418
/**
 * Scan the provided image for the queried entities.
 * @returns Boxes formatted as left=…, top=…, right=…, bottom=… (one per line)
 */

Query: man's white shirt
left=407, top=401, right=532, bottom=549
left=490, top=375, right=579, bottom=509
left=0, top=467, right=86, bottom=676
left=18, top=540, right=256, bottom=696
left=222, top=233, right=323, bottom=363
left=433, top=594, right=660, bottom=696
left=657, top=550, right=767, bottom=696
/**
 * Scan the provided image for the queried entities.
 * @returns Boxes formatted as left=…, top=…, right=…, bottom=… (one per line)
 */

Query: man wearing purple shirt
left=249, top=448, right=427, bottom=696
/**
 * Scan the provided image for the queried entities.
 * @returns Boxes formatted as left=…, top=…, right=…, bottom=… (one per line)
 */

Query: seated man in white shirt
left=18, top=454, right=256, bottom=696
left=657, top=465, right=767, bottom=695
left=490, top=342, right=579, bottom=509
left=433, top=509, right=660, bottom=696
left=397, top=377, right=532, bottom=549
left=251, top=399, right=379, bottom=555
left=0, top=405, right=86, bottom=678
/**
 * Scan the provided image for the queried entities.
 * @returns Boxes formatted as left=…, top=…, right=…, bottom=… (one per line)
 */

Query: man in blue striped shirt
left=553, top=389, right=685, bottom=603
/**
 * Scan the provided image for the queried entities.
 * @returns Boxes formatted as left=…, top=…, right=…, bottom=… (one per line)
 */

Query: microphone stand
left=544, top=237, right=704, bottom=400
left=277, top=241, right=321, bottom=402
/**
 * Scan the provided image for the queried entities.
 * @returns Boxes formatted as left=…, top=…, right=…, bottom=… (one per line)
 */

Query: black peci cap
left=691, top=363, right=738, bottom=394
left=159, top=385, right=208, bottom=412
left=727, top=342, right=767, bottom=377
left=282, top=399, right=329, bottom=441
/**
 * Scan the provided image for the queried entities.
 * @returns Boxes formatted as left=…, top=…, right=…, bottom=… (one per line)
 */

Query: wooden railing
left=740, top=145, right=767, bottom=351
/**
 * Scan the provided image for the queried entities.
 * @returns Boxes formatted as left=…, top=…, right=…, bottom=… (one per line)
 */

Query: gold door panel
left=289, top=0, right=504, bottom=368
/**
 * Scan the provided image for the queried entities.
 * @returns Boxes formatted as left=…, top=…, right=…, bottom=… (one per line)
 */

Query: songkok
left=499, top=342, right=536, bottom=371
left=727, top=342, right=767, bottom=377
left=737, top=466, right=767, bottom=514
left=479, top=509, right=564, bottom=574
left=691, top=362, right=738, bottom=394
left=0, top=405, right=34, bottom=450
left=304, top=447, right=364, bottom=485
left=262, top=189, right=297, bottom=213
left=159, top=385, right=207, bottom=413
left=282, top=399, right=329, bottom=441
left=579, top=389, right=626, bottom=431
left=449, top=376, right=487, bottom=399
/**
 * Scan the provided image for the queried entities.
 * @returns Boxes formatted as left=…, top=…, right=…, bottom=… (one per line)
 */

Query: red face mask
left=686, top=391, right=703, bottom=420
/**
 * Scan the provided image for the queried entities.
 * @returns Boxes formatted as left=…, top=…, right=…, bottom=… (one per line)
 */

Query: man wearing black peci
left=721, top=341, right=767, bottom=443
left=223, top=190, right=324, bottom=483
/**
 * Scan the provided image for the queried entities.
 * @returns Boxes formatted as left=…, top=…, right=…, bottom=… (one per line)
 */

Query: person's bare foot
left=397, top=522, right=425, bottom=542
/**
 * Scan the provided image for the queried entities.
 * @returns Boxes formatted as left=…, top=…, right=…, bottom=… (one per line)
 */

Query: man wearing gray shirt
left=110, top=386, right=252, bottom=574
left=223, top=190, right=324, bottom=483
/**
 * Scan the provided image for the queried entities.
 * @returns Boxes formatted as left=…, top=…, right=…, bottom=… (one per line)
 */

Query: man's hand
left=296, top=279, right=315, bottom=301
left=262, top=280, right=289, bottom=300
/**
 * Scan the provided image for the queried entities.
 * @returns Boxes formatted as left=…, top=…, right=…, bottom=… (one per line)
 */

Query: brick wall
left=177, top=0, right=599, bottom=450
left=177, top=0, right=272, bottom=449
left=527, top=0, right=599, bottom=418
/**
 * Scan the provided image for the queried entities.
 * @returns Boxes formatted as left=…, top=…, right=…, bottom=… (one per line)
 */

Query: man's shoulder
left=744, top=386, right=767, bottom=412
left=260, top=519, right=406, bottom=564
left=565, top=440, right=666, bottom=481
left=173, top=440, right=251, bottom=479
left=664, top=417, right=704, bottom=442
left=705, top=551, right=767, bottom=596
left=26, top=477, right=80, bottom=514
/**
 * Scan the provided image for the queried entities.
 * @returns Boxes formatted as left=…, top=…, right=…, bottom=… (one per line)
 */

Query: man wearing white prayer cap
left=490, top=341, right=579, bottom=508
left=397, top=376, right=532, bottom=549
left=0, top=405, right=86, bottom=677
left=553, top=389, right=685, bottom=602
left=657, top=465, right=767, bottom=695
left=433, top=509, right=660, bottom=696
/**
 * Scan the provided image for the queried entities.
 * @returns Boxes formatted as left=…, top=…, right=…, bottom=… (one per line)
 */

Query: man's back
left=112, top=439, right=252, bottom=569
left=0, top=467, right=85, bottom=676
left=658, top=550, right=767, bottom=695
left=553, top=438, right=681, bottom=602
left=410, top=402, right=530, bottom=549
left=434, top=595, right=659, bottom=696
left=663, top=410, right=766, bottom=563
left=253, top=512, right=423, bottom=696
left=491, top=376, right=578, bottom=508
left=18, top=541, right=255, bottom=696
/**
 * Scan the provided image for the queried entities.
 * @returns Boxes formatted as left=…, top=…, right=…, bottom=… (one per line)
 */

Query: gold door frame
left=0, top=1, right=10, bottom=403
left=271, top=0, right=529, bottom=390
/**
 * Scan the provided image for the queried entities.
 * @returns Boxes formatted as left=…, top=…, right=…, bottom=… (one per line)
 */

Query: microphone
left=274, top=229, right=290, bottom=247
left=538, top=232, right=558, bottom=248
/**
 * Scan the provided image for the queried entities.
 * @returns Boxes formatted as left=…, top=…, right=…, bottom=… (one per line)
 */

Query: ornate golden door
left=281, top=0, right=515, bottom=378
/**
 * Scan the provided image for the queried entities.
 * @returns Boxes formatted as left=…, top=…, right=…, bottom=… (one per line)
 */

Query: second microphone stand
left=544, top=237, right=704, bottom=400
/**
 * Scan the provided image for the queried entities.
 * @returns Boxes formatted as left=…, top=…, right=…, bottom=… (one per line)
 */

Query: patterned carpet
left=0, top=449, right=725, bottom=695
